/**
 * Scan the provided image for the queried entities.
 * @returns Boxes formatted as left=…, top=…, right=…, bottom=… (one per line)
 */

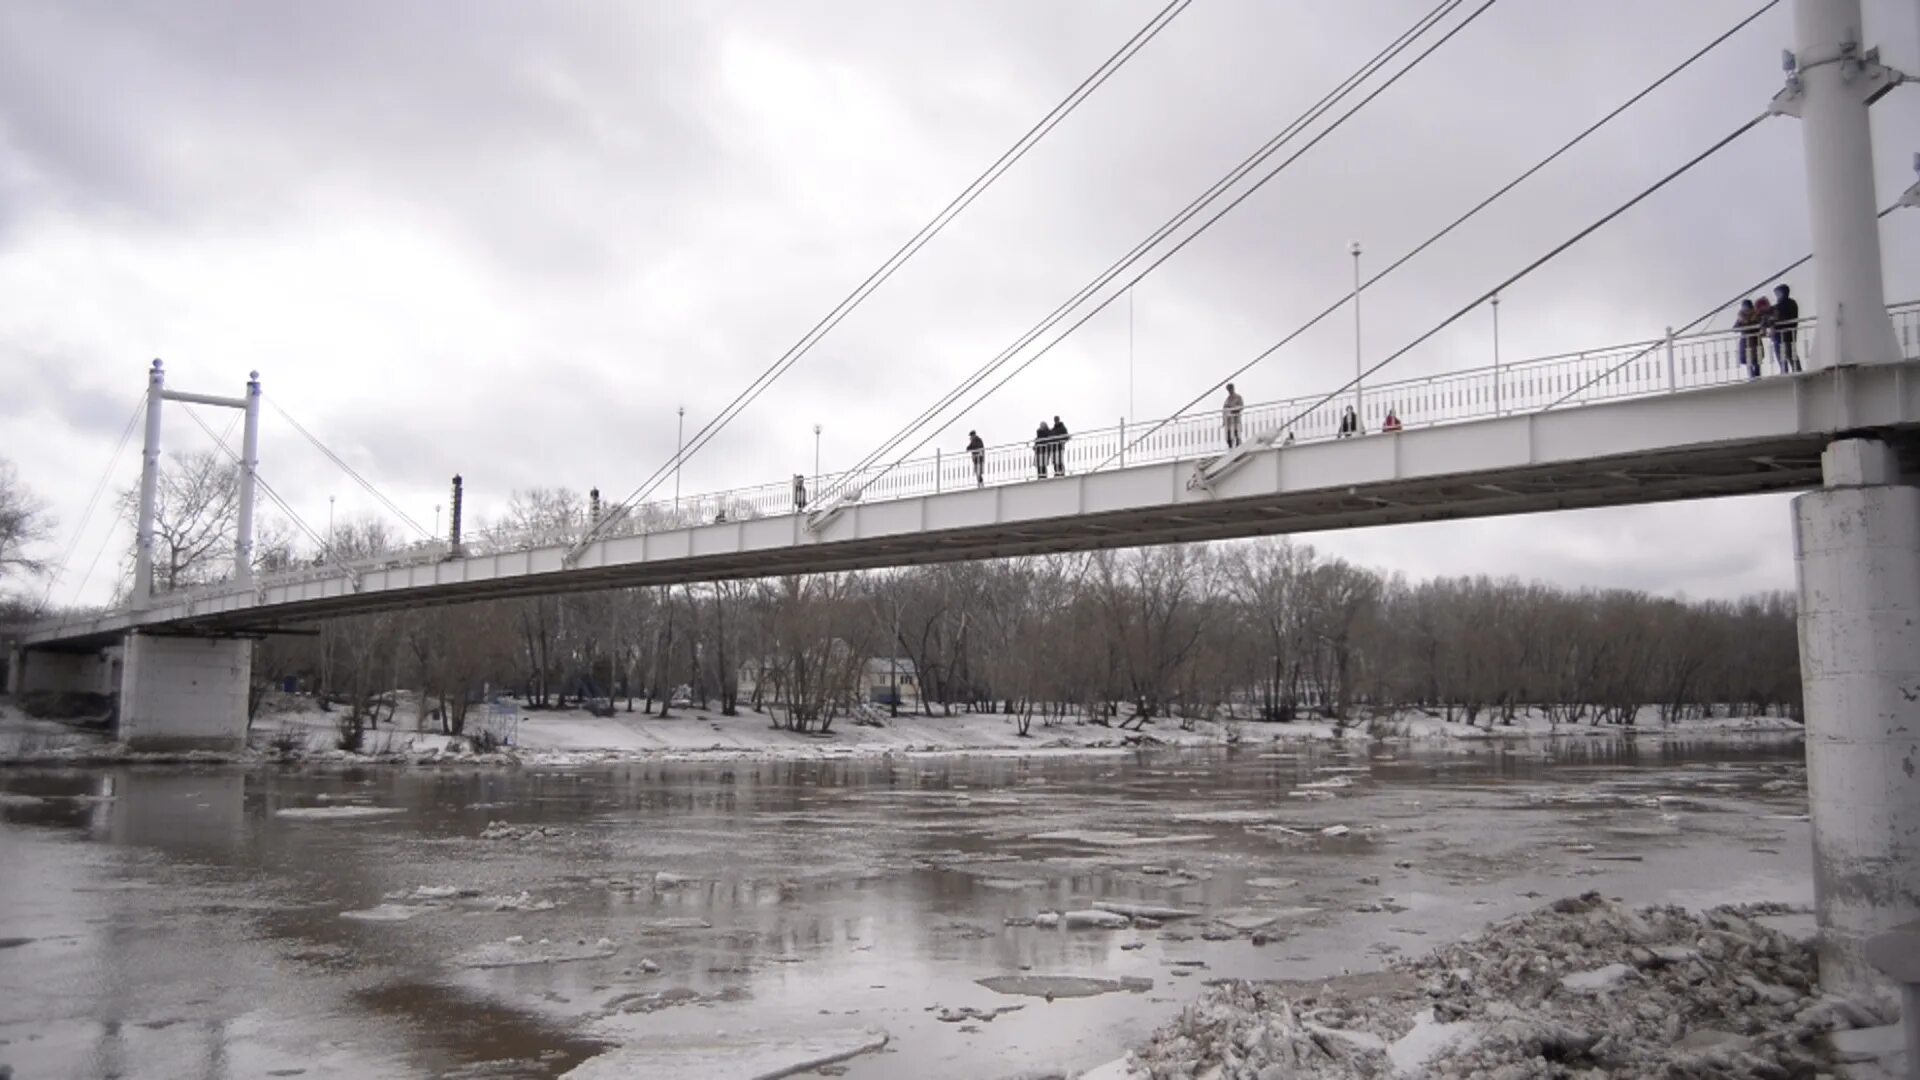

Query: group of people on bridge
left=790, top=282, right=1807, bottom=516
left=1734, top=283, right=1801, bottom=378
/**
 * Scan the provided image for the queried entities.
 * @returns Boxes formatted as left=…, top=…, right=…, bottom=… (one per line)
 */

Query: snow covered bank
left=1107, top=893, right=1899, bottom=1079
left=0, top=693, right=1804, bottom=769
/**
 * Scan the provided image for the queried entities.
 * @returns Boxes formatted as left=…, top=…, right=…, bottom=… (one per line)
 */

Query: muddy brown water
left=0, top=737, right=1810, bottom=1079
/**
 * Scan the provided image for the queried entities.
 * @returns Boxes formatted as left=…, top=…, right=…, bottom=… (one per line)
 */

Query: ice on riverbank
left=0, top=691, right=1807, bottom=769
left=1114, top=893, right=1888, bottom=1079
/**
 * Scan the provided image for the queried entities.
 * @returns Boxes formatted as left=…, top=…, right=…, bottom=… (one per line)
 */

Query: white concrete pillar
left=1793, top=437, right=1920, bottom=1000
left=234, top=371, right=261, bottom=584
left=1786, top=0, right=1903, bottom=370
left=118, top=633, right=252, bottom=753
left=133, top=359, right=165, bottom=607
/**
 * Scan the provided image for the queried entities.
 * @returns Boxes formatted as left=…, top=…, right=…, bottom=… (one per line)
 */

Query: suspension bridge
left=5, top=0, right=1918, bottom=1004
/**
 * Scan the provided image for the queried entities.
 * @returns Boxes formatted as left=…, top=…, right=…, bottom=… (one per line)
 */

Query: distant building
left=864, top=656, right=918, bottom=708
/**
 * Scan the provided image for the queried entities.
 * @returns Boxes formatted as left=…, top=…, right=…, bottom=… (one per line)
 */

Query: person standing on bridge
left=967, top=431, right=986, bottom=486
left=1049, top=416, right=1069, bottom=476
left=792, top=474, right=808, bottom=511
left=1382, top=408, right=1402, bottom=433
left=1771, top=284, right=1801, bottom=374
left=1033, top=421, right=1052, bottom=479
left=1337, top=405, right=1361, bottom=438
left=1735, top=299, right=1763, bottom=379
left=1222, top=384, right=1245, bottom=448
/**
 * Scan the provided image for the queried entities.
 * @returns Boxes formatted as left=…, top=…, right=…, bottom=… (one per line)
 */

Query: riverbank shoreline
left=0, top=696, right=1804, bottom=769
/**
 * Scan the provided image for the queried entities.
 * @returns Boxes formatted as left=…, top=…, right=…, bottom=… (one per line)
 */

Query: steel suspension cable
left=591, top=0, right=1196, bottom=538
left=817, top=0, right=1469, bottom=504
left=181, top=404, right=336, bottom=566
left=1122, top=113, right=1772, bottom=463
left=264, top=394, right=431, bottom=539
left=1102, top=2, right=1784, bottom=466
left=42, top=392, right=144, bottom=606
left=849, top=0, right=1501, bottom=499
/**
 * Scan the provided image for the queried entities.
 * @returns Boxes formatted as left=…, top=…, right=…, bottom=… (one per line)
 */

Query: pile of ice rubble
left=1124, top=892, right=1892, bottom=1079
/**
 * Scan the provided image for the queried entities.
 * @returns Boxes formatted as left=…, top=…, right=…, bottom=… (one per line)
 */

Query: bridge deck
left=27, top=352, right=1920, bottom=650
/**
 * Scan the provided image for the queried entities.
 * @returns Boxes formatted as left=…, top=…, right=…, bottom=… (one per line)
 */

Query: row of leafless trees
left=245, top=532, right=1800, bottom=736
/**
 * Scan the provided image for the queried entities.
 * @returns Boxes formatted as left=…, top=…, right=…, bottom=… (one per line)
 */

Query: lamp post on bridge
left=813, top=423, right=823, bottom=494
left=675, top=405, right=685, bottom=511
left=1491, top=294, right=1502, bottom=415
left=1349, top=241, right=1363, bottom=423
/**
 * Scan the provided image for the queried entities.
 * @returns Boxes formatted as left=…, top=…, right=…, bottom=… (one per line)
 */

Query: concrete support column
left=1794, top=437, right=1920, bottom=999
left=118, top=633, right=251, bottom=753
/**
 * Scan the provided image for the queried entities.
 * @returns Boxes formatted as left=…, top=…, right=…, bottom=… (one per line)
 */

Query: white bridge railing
left=121, top=299, right=1920, bottom=617
left=576, top=299, right=1920, bottom=537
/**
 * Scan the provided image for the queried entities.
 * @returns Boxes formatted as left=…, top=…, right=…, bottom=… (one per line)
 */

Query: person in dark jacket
left=1735, top=299, right=1762, bottom=378
left=1048, top=417, right=1069, bottom=476
left=1033, top=421, right=1051, bottom=479
left=1337, top=405, right=1360, bottom=438
left=1771, top=284, right=1801, bottom=373
left=966, top=431, right=986, bottom=486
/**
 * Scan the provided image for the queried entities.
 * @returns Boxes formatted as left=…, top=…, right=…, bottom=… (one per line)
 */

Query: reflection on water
left=0, top=736, right=1808, bottom=1079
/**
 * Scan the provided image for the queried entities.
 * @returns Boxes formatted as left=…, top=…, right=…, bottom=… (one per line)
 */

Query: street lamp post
left=813, top=423, right=823, bottom=492
left=1492, top=294, right=1502, bottom=415
left=327, top=495, right=335, bottom=546
left=1349, top=241, right=1363, bottom=422
left=674, top=405, right=685, bottom=510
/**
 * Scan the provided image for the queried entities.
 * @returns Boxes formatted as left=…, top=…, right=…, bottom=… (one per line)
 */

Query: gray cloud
left=3, top=0, right=1915, bottom=605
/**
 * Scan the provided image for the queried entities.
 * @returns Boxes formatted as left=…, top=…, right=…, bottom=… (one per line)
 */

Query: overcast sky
left=3, top=0, right=1917, bottom=607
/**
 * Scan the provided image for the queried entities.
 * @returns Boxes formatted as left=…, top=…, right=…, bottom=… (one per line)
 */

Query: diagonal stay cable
left=181, top=404, right=339, bottom=570
left=1075, top=0, right=1783, bottom=467
left=820, top=0, right=1468, bottom=504
left=1542, top=203, right=1904, bottom=410
left=264, top=394, right=431, bottom=539
left=1136, top=113, right=1772, bottom=462
left=43, top=391, right=144, bottom=606
left=590, top=0, right=1196, bottom=539
left=858, top=0, right=1500, bottom=497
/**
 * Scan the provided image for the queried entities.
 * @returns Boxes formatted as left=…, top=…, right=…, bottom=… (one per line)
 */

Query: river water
left=0, top=737, right=1810, bottom=1079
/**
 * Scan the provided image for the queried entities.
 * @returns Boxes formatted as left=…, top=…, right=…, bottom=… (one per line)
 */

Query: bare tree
left=0, top=457, right=53, bottom=583
left=119, top=448, right=238, bottom=594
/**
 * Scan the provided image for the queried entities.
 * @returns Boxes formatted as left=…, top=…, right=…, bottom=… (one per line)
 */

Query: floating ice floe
left=275, top=805, right=404, bottom=821
left=460, top=935, right=617, bottom=968
left=340, top=903, right=438, bottom=923
left=561, top=1026, right=888, bottom=1079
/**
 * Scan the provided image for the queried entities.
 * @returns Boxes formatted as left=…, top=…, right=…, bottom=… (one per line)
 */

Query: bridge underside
left=198, top=429, right=1859, bottom=631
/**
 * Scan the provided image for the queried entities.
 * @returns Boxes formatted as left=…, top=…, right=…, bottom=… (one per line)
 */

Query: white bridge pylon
left=131, top=360, right=262, bottom=608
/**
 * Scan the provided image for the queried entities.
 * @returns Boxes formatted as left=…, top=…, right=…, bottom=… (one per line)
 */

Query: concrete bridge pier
left=1794, top=437, right=1920, bottom=1001
left=116, top=633, right=252, bottom=753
